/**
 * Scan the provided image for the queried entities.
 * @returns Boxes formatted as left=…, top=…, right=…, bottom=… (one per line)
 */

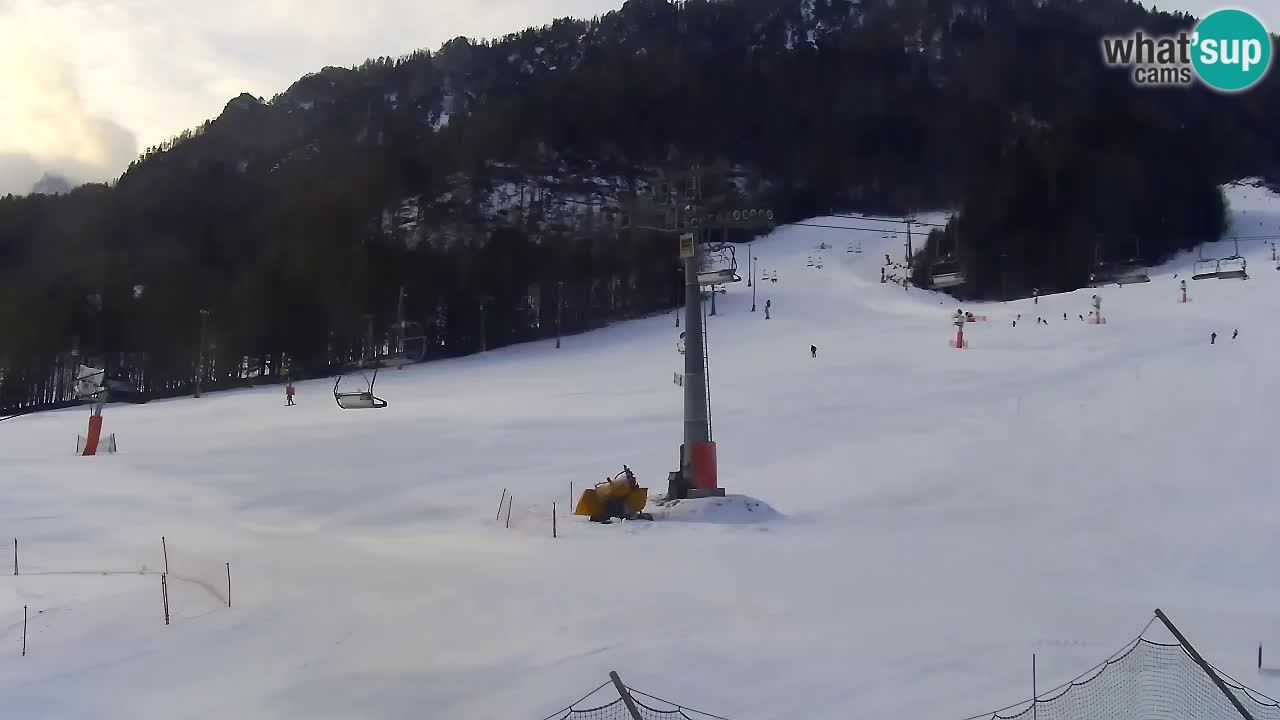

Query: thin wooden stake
left=570, top=482, right=574, bottom=513
left=505, top=495, right=513, bottom=528
left=161, top=574, right=170, bottom=625
left=161, top=536, right=169, bottom=575
left=22, top=605, right=27, bottom=656
left=12, top=538, right=16, bottom=576
left=226, top=563, right=232, bottom=608
left=495, top=488, right=507, bottom=521
left=553, top=502, right=558, bottom=538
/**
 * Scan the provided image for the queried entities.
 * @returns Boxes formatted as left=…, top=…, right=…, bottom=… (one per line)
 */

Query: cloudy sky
left=0, top=0, right=1272, bottom=196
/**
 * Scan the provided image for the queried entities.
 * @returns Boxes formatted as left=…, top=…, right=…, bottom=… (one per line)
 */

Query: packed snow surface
left=4, top=181, right=1280, bottom=718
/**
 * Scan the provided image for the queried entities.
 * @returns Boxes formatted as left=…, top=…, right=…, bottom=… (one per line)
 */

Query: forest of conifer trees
left=3, top=0, right=1277, bottom=413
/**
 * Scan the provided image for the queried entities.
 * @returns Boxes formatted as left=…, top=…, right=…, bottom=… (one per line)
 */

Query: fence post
left=553, top=503, right=558, bottom=538
left=161, top=574, right=170, bottom=626
left=226, top=563, right=232, bottom=608
left=570, top=482, right=574, bottom=513
left=12, top=538, right=16, bottom=576
left=162, top=536, right=169, bottom=575
left=609, top=671, right=643, bottom=720
left=22, top=605, right=27, bottom=657
left=505, top=495, right=513, bottom=529
left=1155, top=609, right=1255, bottom=720
left=1032, top=654, right=1038, bottom=720
left=495, top=489, right=507, bottom=521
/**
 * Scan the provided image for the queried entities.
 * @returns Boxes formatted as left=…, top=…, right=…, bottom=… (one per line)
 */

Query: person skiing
left=285, top=382, right=296, bottom=406
left=810, top=344, right=817, bottom=358
left=1233, top=329, right=1239, bottom=340
left=765, top=299, right=772, bottom=320
left=1211, top=332, right=1217, bottom=345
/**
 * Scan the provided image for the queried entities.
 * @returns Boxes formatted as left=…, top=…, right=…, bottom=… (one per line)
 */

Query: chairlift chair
left=696, top=245, right=741, bottom=286
left=381, top=320, right=428, bottom=368
left=1192, top=258, right=1221, bottom=280
left=1111, top=263, right=1151, bottom=285
left=1217, top=256, right=1248, bottom=280
left=333, top=364, right=388, bottom=409
left=930, top=258, right=966, bottom=289
left=696, top=269, right=739, bottom=286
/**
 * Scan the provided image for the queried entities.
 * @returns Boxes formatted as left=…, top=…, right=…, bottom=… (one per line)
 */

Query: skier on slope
left=811, top=345, right=818, bottom=358
left=285, top=382, right=296, bottom=406
left=1211, top=332, right=1218, bottom=345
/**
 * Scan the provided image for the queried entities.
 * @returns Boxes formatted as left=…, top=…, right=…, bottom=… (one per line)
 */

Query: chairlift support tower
left=676, top=200, right=774, bottom=499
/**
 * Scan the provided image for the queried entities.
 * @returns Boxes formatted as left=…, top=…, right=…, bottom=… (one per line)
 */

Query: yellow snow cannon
left=574, top=466, right=652, bottom=523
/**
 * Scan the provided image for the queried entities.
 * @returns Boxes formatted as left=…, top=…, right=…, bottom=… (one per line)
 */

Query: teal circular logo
left=1192, top=9, right=1272, bottom=92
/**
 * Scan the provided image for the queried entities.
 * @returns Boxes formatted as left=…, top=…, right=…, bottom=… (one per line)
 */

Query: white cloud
left=0, top=0, right=620, bottom=194
left=0, top=5, right=139, bottom=195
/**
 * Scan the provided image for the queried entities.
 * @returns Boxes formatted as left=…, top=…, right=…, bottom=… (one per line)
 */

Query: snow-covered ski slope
left=4, top=181, right=1280, bottom=719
